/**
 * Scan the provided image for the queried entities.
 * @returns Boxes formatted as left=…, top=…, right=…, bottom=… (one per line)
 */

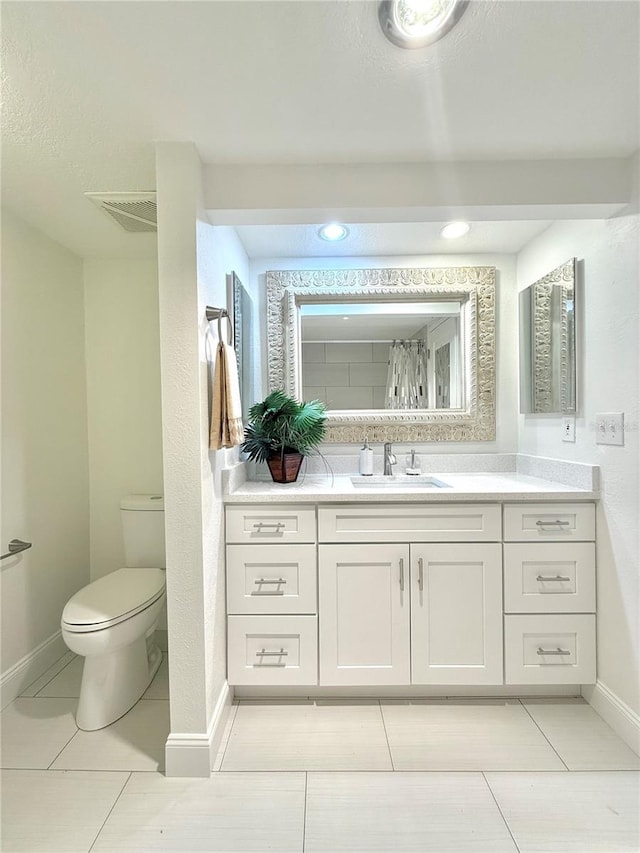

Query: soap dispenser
left=406, top=449, right=421, bottom=476
left=359, top=437, right=374, bottom=476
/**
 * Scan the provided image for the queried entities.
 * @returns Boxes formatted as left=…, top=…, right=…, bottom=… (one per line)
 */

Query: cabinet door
left=319, top=543, right=410, bottom=686
left=411, top=543, right=503, bottom=685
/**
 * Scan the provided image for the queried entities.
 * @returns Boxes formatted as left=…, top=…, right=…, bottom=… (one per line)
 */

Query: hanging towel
left=210, top=342, right=245, bottom=449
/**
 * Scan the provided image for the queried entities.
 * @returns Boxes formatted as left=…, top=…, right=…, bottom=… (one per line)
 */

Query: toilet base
left=76, top=637, right=162, bottom=731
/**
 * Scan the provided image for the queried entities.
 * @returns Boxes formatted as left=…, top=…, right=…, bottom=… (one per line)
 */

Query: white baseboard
left=209, top=679, right=234, bottom=765
left=0, top=630, right=68, bottom=710
left=234, top=684, right=580, bottom=699
left=164, top=680, right=232, bottom=777
left=583, top=680, right=640, bottom=756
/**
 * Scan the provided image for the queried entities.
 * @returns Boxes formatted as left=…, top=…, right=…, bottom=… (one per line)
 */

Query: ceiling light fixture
left=441, top=221, right=470, bottom=239
left=318, top=223, right=349, bottom=242
left=378, top=0, right=469, bottom=49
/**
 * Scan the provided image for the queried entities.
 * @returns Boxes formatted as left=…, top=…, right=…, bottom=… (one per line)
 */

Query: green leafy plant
left=241, top=390, right=326, bottom=464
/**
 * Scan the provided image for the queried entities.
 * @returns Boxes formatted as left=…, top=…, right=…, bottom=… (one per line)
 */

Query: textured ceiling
left=1, top=0, right=638, bottom=257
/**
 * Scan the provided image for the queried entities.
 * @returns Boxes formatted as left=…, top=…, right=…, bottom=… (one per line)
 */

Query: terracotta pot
left=266, top=451, right=304, bottom=484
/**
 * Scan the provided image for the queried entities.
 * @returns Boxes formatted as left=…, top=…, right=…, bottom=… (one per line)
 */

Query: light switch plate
left=562, top=416, right=576, bottom=442
left=595, top=412, right=624, bottom=446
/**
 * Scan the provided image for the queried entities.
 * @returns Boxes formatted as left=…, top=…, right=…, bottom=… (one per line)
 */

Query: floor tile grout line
left=217, top=702, right=240, bottom=772
left=198, top=767, right=640, bottom=776
left=481, top=771, right=522, bottom=853
left=46, top=727, right=82, bottom=770
left=87, top=770, right=132, bottom=853
left=26, top=654, right=77, bottom=698
left=302, top=771, right=308, bottom=853
left=518, top=699, right=570, bottom=772
left=378, top=699, right=396, bottom=771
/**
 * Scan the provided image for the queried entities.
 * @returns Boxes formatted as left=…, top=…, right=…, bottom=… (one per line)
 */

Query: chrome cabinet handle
left=252, top=522, right=285, bottom=531
left=251, top=577, right=287, bottom=596
left=254, top=648, right=288, bottom=667
left=536, top=520, right=570, bottom=527
left=418, top=557, right=424, bottom=591
left=537, top=647, right=571, bottom=656
left=536, top=574, right=571, bottom=582
left=399, top=558, right=404, bottom=591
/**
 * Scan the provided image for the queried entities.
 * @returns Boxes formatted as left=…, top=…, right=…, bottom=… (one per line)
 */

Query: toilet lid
left=62, top=568, right=165, bottom=631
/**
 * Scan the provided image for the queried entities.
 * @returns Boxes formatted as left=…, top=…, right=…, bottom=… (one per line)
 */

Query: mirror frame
left=519, top=258, right=577, bottom=415
left=266, top=267, right=496, bottom=443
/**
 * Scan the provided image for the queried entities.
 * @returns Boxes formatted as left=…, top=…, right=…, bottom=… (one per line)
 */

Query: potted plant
left=240, top=390, right=326, bottom=483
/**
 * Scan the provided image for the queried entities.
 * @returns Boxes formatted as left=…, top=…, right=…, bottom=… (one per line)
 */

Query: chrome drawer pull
left=418, top=557, right=424, bottom=591
left=536, top=520, right=570, bottom=527
left=399, top=557, right=405, bottom=591
left=254, top=648, right=288, bottom=666
left=536, top=574, right=571, bottom=582
left=537, top=647, right=571, bottom=656
left=251, top=577, right=287, bottom=596
left=253, top=522, right=285, bottom=531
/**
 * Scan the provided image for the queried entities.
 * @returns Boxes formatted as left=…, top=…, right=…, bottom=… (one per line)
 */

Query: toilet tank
left=120, top=495, right=166, bottom=568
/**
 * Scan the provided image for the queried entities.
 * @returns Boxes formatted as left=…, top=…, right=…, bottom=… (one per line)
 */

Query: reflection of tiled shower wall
left=302, top=342, right=391, bottom=409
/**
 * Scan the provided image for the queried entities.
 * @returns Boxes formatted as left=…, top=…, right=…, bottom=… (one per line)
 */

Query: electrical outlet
left=595, top=412, right=624, bottom=446
left=562, top=416, right=576, bottom=442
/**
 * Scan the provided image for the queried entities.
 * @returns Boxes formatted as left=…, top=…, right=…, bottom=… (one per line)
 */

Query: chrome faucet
left=383, top=442, right=397, bottom=476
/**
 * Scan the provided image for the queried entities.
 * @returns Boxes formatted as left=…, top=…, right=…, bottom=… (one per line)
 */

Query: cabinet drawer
left=503, top=503, right=595, bottom=542
left=504, top=543, right=595, bottom=614
left=226, top=545, right=317, bottom=615
left=226, top=504, right=316, bottom=544
left=227, top=615, right=318, bottom=686
left=318, top=504, right=501, bottom=543
left=504, top=614, right=595, bottom=685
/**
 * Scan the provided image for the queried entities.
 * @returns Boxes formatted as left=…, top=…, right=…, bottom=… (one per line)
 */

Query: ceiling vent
left=85, top=192, right=157, bottom=233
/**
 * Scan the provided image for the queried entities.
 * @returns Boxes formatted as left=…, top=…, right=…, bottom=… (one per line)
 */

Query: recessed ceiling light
left=441, top=221, right=470, bottom=239
left=318, top=223, right=349, bottom=242
left=379, top=0, right=468, bottom=49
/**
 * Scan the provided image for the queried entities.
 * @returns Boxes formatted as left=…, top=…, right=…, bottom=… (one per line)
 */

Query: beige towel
left=210, top=342, right=245, bottom=449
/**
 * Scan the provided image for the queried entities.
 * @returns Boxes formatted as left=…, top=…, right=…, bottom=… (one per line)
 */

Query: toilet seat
left=62, top=568, right=165, bottom=633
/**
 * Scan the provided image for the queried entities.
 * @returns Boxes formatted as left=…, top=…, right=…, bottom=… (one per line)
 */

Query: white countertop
left=223, top=472, right=598, bottom=503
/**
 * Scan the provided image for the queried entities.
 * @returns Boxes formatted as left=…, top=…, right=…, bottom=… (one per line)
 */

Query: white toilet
left=61, top=494, right=166, bottom=731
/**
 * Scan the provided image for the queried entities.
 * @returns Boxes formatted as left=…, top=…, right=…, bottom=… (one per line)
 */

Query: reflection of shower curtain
left=385, top=340, right=428, bottom=409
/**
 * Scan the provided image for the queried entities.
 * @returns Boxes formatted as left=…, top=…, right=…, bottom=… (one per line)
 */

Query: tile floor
left=1, top=653, right=639, bottom=852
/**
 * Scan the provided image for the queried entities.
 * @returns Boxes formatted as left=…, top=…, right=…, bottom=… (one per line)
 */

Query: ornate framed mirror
left=266, top=267, right=496, bottom=442
left=519, top=258, right=577, bottom=415
left=226, top=271, right=253, bottom=416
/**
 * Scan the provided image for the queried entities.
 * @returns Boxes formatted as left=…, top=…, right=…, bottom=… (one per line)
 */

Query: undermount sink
left=350, top=475, right=450, bottom=489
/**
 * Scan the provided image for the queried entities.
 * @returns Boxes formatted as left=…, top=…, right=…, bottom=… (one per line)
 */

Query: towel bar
left=206, top=306, right=233, bottom=346
left=1, top=539, right=32, bottom=560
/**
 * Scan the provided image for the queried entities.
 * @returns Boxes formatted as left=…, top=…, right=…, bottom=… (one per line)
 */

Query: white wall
left=156, top=142, right=250, bottom=776
left=251, top=253, right=519, bottom=455
left=517, top=212, right=639, bottom=716
left=1, top=209, right=90, bottom=687
left=196, top=224, right=249, bottom=729
left=83, top=258, right=163, bottom=582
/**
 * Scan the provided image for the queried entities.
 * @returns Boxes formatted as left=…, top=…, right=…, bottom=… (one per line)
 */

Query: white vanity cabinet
left=317, top=504, right=503, bottom=687
left=225, top=505, right=318, bottom=686
left=225, top=498, right=597, bottom=690
left=503, top=503, right=596, bottom=685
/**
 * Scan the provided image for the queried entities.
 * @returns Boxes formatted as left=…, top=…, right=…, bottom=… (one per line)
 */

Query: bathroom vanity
left=224, top=472, right=597, bottom=693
